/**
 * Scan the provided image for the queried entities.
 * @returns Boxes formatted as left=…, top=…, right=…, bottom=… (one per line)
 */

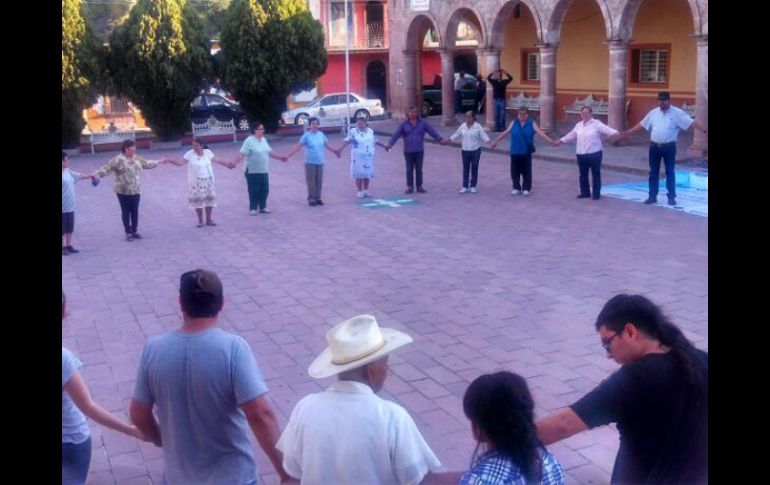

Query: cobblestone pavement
left=62, top=134, right=707, bottom=485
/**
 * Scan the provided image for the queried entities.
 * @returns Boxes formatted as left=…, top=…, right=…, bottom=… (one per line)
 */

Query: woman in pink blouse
left=553, top=107, right=620, bottom=200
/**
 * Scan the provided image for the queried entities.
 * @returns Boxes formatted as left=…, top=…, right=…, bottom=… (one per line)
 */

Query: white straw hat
left=308, top=315, right=413, bottom=379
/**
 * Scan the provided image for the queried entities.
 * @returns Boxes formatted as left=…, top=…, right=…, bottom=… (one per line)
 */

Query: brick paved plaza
left=62, top=135, right=708, bottom=485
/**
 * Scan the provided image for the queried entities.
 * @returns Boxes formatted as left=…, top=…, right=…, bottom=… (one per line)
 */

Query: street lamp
left=344, top=0, right=351, bottom=133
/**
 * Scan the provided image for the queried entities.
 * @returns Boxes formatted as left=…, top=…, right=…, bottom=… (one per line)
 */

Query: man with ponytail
left=536, top=294, right=707, bottom=484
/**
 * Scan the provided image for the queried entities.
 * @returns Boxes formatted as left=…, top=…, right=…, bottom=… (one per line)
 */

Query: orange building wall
left=500, top=4, right=537, bottom=94
left=420, top=50, right=441, bottom=86
left=319, top=52, right=389, bottom=95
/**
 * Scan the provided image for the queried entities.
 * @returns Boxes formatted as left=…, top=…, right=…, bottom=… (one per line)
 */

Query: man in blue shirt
left=130, top=269, right=289, bottom=485
left=387, top=107, right=444, bottom=194
left=622, top=91, right=707, bottom=206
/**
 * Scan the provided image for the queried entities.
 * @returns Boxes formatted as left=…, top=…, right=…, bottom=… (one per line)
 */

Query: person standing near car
left=454, top=71, right=467, bottom=115
left=231, top=124, right=289, bottom=215
left=387, top=107, right=444, bottom=194
left=94, top=139, right=170, bottom=241
left=286, top=117, right=339, bottom=207
left=474, top=74, right=486, bottom=114
left=488, top=69, right=513, bottom=132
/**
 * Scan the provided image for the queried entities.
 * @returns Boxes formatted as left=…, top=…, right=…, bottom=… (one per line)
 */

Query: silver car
left=280, top=92, right=385, bottom=126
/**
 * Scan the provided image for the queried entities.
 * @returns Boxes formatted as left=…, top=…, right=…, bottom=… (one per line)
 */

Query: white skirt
left=188, top=177, right=217, bottom=209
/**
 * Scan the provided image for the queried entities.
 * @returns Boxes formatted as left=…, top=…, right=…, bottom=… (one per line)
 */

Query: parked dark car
left=190, top=94, right=250, bottom=131
left=422, top=73, right=478, bottom=117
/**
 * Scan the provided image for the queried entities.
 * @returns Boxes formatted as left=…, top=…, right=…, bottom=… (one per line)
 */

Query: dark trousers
left=305, top=164, right=324, bottom=202
left=577, top=150, right=603, bottom=198
left=494, top=98, right=507, bottom=131
left=455, top=90, right=463, bottom=114
left=404, top=151, right=425, bottom=189
left=62, top=437, right=91, bottom=485
left=648, top=142, right=677, bottom=198
left=245, top=172, right=269, bottom=210
left=461, top=149, right=482, bottom=188
left=116, top=193, right=140, bottom=234
left=510, top=154, right=532, bottom=191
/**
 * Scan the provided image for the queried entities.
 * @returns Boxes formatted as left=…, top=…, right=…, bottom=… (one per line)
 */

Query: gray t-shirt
left=62, top=347, right=90, bottom=444
left=133, top=327, right=268, bottom=485
left=239, top=136, right=272, bottom=174
left=62, top=168, right=82, bottom=213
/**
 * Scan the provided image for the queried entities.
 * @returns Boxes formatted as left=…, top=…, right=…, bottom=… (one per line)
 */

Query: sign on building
left=411, top=0, right=430, bottom=12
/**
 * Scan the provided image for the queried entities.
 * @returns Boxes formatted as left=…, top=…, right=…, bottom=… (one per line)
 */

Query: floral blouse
left=95, top=154, right=159, bottom=195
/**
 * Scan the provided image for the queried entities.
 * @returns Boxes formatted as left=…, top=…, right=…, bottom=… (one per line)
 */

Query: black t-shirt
left=571, top=350, right=708, bottom=484
left=488, top=75, right=512, bottom=100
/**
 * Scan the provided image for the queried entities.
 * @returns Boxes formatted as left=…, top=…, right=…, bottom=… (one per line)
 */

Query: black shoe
left=126, top=234, right=134, bottom=241
left=66, top=246, right=79, bottom=253
left=308, top=201, right=317, bottom=206
left=405, top=188, right=414, bottom=194
left=132, top=233, right=142, bottom=239
left=577, top=194, right=590, bottom=199
left=416, top=187, right=427, bottom=193
left=62, top=247, right=70, bottom=255
left=592, top=196, right=601, bottom=200
left=316, top=200, right=324, bottom=206
left=643, top=197, right=657, bottom=205
left=667, top=196, right=676, bottom=206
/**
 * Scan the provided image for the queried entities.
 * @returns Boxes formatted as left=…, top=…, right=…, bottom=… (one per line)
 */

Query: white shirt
left=454, top=76, right=466, bottom=91
left=184, top=149, right=215, bottom=184
left=449, top=122, right=490, bottom=151
left=276, top=381, right=441, bottom=485
left=640, top=106, right=694, bottom=143
left=560, top=118, right=618, bottom=155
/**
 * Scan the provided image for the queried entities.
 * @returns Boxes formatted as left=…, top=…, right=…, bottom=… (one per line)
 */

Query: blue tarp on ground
left=603, top=171, right=708, bottom=217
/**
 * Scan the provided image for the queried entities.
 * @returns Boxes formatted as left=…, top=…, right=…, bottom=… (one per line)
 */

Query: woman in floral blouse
left=460, top=371, right=564, bottom=485
left=94, top=139, right=168, bottom=241
left=334, top=118, right=389, bottom=199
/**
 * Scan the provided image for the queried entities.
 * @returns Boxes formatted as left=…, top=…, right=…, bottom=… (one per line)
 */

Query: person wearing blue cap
left=620, top=92, right=707, bottom=206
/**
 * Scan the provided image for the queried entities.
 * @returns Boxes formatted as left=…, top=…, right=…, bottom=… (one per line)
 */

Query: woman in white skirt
left=165, top=138, right=232, bottom=227
left=335, top=118, right=389, bottom=198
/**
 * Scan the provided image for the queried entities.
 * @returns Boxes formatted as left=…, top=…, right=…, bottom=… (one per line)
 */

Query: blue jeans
left=648, top=142, right=677, bottom=198
left=577, top=150, right=603, bottom=198
left=62, top=437, right=91, bottom=485
left=494, top=98, right=507, bottom=131
left=461, top=149, right=482, bottom=188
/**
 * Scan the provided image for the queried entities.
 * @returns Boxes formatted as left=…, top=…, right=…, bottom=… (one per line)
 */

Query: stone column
left=439, top=49, right=456, bottom=126
left=689, top=35, right=708, bottom=156
left=607, top=40, right=628, bottom=131
left=483, top=49, right=501, bottom=130
left=402, top=50, right=417, bottom=113
left=537, top=44, right=557, bottom=133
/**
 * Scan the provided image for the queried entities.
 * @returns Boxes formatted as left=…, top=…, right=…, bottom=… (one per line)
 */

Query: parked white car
left=280, top=92, right=385, bottom=126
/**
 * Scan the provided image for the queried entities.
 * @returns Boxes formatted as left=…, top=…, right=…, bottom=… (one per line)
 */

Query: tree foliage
left=106, top=0, right=211, bottom=140
left=62, top=0, right=104, bottom=147
left=219, top=0, right=327, bottom=128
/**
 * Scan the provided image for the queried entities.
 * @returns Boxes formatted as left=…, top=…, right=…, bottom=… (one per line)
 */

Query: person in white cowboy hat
left=276, top=315, right=460, bottom=485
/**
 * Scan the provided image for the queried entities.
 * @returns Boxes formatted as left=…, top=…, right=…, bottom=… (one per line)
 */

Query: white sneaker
left=356, top=191, right=365, bottom=199
left=460, top=187, right=468, bottom=194
left=511, top=189, right=521, bottom=196
left=249, top=210, right=258, bottom=216
left=470, top=187, right=477, bottom=193
left=364, top=190, right=372, bottom=198
left=522, top=190, right=531, bottom=196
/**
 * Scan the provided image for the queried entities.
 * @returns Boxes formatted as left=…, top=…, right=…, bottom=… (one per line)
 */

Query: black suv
left=190, top=94, right=250, bottom=131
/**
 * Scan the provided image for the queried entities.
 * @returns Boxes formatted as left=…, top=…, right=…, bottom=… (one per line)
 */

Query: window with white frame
left=329, top=0, right=354, bottom=47
left=639, top=49, right=668, bottom=83
left=526, top=52, right=540, bottom=81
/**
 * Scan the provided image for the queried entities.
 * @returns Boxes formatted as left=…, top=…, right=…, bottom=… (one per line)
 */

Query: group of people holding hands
left=63, top=269, right=708, bottom=485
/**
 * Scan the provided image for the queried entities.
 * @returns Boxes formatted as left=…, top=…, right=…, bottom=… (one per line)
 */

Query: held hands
left=551, top=140, right=562, bottom=147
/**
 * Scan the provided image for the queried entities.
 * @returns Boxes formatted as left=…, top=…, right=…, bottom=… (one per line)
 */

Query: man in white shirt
left=454, top=72, right=467, bottom=115
left=554, top=106, right=619, bottom=200
left=276, top=315, right=459, bottom=485
left=621, top=91, right=707, bottom=206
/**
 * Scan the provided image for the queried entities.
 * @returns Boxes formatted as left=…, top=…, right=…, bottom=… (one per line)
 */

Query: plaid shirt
left=460, top=449, right=565, bottom=485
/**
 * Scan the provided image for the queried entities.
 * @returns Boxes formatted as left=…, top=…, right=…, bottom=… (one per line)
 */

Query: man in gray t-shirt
left=130, top=269, right=289, bottom=485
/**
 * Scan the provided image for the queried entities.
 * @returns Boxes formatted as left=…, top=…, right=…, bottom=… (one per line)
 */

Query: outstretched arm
left=64, top=372, right=145, bottom=441
left=241, top=396, right=291, bottom=482
left=269, top=152, right=289, bottom=163
left=490, top=122, right=513, bottom=147
left=285, top=143, right=303, bottom=159
left=536, top=407, right=589, bottom=445
left=129, top=399, right=162, bottom=446
left=533, top=122, right=555, bottom=144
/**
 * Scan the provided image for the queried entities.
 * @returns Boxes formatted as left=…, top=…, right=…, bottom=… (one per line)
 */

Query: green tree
left=219, top=0, right=327, bottom=128
left=106, top=0, right=211, bottom=141
left=62, top=0, right=104, bottom=147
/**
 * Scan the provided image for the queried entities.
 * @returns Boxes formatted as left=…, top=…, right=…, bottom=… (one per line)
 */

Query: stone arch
left=442, top=4, right=486, bottom=49
left=405, top=13, right=441, bottom=51
left=617, top=0, right=704, bottom=41
left=489, top=0, right=545, bottom=49
left=544, top=0, right=613, bottom=45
